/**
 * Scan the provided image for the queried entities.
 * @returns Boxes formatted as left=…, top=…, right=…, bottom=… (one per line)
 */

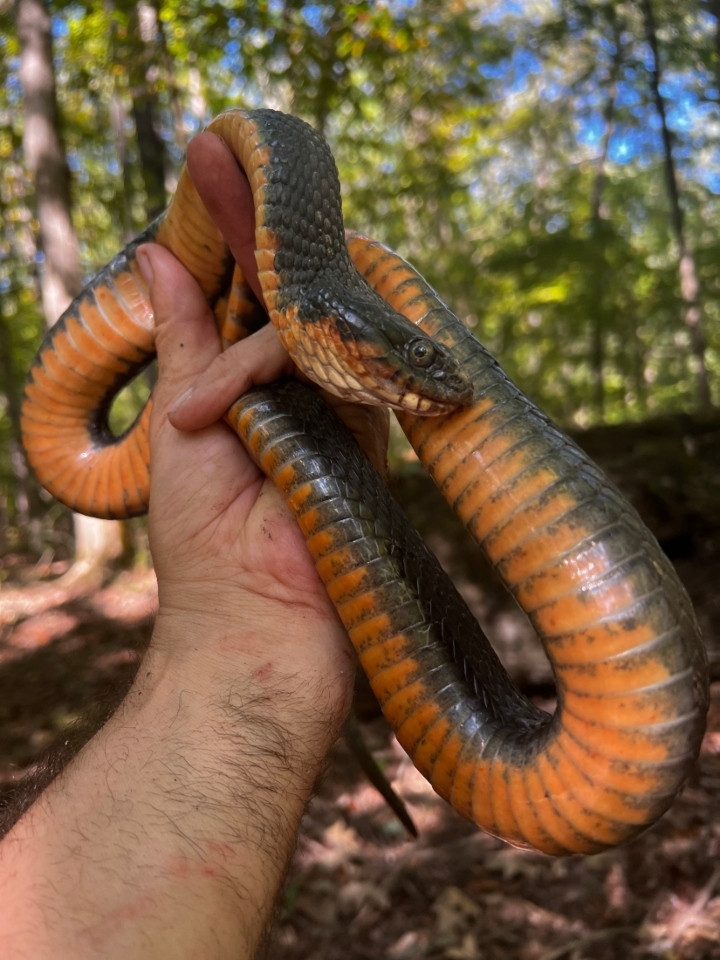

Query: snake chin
left=288, top=339, right=473, bottom=415
left=381, top=389, right=467, bottom=416
left=295, top=352, right=472, bottom=416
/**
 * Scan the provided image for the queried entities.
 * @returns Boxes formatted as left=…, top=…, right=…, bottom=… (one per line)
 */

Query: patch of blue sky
left=219, top=36, right=244, bottom=79
left=470, top=151, right=538, bottom=202
left=475, top=43, right=541, bottom=102
left=302, top=4, right=330, bottom=33
left=615, top=79, right=641, bottom=111
left=661, top=83, right=698, bottom=133
left=384, top=0, right=417, bottom=12
left=5, top=73, right=22, bottom=104
left=545, top=213, right=567, bottom=233
left=539, top=76, right=569, bottom=103
left=479, top=61, right=510, bottom=81
left=609, top=135, right=643, bottom=165
left=479, top=1, right=536, bottom=27
left=227, top=17, right=245, bottom=38
left=52, top=17, right=68, bottom=38
left=573, top=63, right=716, bottom=183
left=508, top=47, right=542, bottom=95
left=699, top=156, right=720, bottom=194
left=576, top=115, right=604, bottom=150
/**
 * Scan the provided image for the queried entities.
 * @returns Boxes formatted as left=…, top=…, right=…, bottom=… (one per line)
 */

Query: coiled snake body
left=21, top=109, right=709, bottom=855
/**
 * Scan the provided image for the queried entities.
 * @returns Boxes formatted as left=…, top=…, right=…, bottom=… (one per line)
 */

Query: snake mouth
left=274, top=285, right=474, bottom=415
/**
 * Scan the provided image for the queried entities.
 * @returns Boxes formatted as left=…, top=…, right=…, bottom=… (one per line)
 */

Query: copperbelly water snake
left=21, top=109, right=709, bottom=856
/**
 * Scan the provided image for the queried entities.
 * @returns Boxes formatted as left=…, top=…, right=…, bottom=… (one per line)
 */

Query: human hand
left=139, top=131, right=387, bottom=724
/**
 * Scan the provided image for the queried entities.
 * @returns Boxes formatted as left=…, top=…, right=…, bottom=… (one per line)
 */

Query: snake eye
left=407, top=339, right=436, bottom=368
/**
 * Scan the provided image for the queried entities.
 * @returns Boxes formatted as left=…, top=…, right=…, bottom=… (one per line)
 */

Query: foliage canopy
left=1, top=0, right=719, bottom=522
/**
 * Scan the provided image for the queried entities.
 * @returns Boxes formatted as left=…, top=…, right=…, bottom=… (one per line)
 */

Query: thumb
left=137, top=243, right=221, bottom=419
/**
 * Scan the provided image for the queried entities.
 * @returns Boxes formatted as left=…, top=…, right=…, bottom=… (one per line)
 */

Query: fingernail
left=169, top=386, right=194, bottom=415
left=136, top=246, right=154, bottom=288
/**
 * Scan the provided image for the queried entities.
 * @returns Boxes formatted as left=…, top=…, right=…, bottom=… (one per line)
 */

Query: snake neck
left=157, top=107, right=473, bottom=412
left=249, top=109, right=354, bottom=297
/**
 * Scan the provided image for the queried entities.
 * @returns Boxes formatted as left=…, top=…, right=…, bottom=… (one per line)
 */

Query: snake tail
left=343, top=713, right=418, bottom=839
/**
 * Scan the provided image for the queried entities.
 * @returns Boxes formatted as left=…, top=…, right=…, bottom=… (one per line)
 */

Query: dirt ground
left=1, top=415, right=720, bottom=959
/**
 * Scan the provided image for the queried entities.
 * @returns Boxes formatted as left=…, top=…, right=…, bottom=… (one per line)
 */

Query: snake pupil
left=408, top=339, right=436, bottom=368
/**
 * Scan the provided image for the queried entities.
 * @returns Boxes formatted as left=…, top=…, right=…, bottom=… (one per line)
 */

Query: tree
left=16, top=0, right=124, bottom=578
left=125, top=0, right=169, bottom=219
left=587, top=9, right=624, bottom=421
left=640, top=0, right=712, bottom=409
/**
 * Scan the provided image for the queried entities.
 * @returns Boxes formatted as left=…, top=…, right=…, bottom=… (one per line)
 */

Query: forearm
left=0, top=611, right=352, bottom=959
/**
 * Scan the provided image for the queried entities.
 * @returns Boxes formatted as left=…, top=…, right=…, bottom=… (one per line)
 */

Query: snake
left=21, top=109, right=709, bottom=856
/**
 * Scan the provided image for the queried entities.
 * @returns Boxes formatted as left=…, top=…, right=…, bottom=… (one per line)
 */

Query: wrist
left=0, top=612, right=354, bottom=959
left=147, top=602, right=355, bottom=746
left=119, top=621, right=353, bottom=904
left=127, top=632, right=348, bottom=826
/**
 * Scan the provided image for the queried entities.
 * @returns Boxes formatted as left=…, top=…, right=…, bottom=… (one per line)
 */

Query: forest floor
left=1, top=412, right=720, bottom=959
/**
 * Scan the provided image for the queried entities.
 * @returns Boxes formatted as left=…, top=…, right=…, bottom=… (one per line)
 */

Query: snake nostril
left=449, top=374, right=473, bottom=401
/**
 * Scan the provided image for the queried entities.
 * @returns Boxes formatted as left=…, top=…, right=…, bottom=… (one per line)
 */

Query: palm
left=149, top=415, right=329, bottom=617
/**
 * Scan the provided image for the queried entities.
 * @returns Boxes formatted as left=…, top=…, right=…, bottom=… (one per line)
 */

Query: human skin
left=0, top=133, right=388, bottom=959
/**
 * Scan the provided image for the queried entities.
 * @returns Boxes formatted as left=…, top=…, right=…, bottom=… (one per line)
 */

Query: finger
left=137, top=243, right=222, bottom=418
left=169, top=324, right=295, bottom=431
left=138, top=243, right=263, bottom=508
left=187, top=133, right=264, bottom=304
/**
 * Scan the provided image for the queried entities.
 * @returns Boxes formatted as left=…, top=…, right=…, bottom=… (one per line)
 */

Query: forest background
left=1, top=3, right=720, bottom=958
left=1, top=0, right=720, bottom=569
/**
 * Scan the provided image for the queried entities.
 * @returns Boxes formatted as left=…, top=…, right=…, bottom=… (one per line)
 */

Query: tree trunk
left=588, top=22, right=623, bottom=423
left=640, top=0, right=712, bottom=409
left=128, top=0, right=168, bottom=220
left=150, top=0, right=188, bottom=155
left=109, top=90, right=136, bottom=243
left=16, top=0, right=124, bottom=577
left=0, top=313, right=31, bottom=531
left=712, top=0, right=720, bottom=102
left=633, top=312, right=648, bottom=416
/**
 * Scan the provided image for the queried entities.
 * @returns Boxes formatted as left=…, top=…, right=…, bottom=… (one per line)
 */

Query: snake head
left=278, top=283, right=474, bottom=415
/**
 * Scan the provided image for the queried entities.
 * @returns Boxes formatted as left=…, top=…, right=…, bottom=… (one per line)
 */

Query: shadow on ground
left=2, top=413, right=720, bottom=958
